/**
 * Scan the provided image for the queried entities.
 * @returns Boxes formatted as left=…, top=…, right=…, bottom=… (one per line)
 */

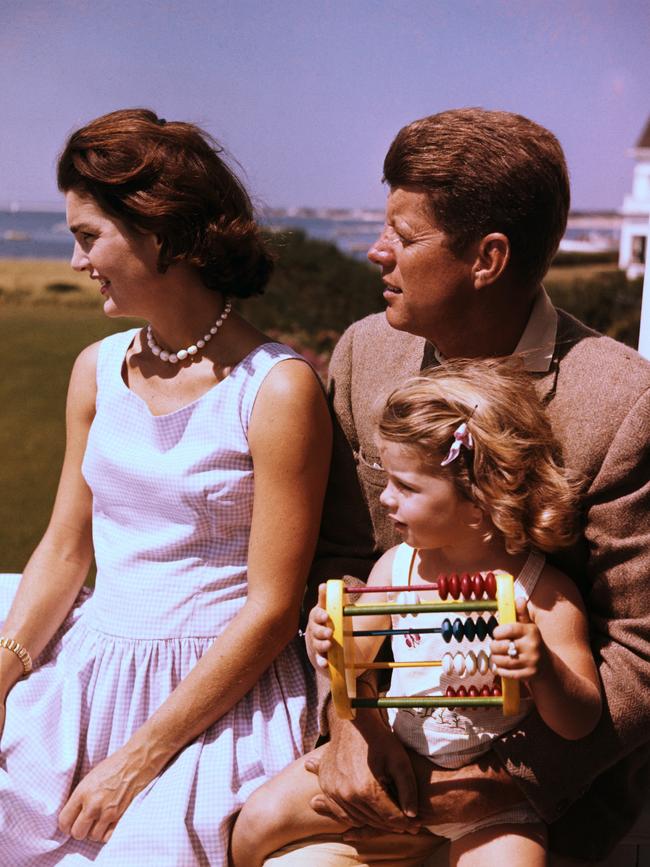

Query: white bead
left=187, top=345, right=198, bottom=355
left=477, top=650, right=489, bottom=675
left=442, top=653, right=453, bottom=675
left=465, top=651, right=477, bottom=676
left=160, top=350, right=170, bottom=362
left=210, top=326, right=218, bottom=335
left=216, top=318, right=223, bottom=326
left=453, top=652, right=465, bottom=676
left=168, top=353, right=178, bottom=364
left=151, top=345, right=161, bottom=356
left=204, top=334, right=212, bottom=341
left=197, top=339, right=205, bottom=348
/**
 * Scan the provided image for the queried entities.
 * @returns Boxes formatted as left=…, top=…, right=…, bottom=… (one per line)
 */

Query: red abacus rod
left=349, top=585, right=439, bottom=593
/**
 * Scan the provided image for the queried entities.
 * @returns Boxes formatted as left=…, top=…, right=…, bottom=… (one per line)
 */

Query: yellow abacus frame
left=326, top=572, right=519, bottom=720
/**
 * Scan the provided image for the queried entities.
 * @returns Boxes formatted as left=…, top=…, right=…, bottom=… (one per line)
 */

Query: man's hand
left=305, top=711, right=421, bottom=833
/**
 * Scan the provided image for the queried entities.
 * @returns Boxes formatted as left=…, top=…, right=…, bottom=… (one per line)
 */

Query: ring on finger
left=507, top=640, right=518, bottom=659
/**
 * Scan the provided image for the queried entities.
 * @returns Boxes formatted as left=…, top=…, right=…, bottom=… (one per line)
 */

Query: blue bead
left=441, top=618, right=453, bottom=643
left=487, top=615, right=498, bottom=637
left=452, top=618, right=464, bottom=642
left=464, top=618, right=476, bottom=641
left=475, top=617, right=488, bottom=641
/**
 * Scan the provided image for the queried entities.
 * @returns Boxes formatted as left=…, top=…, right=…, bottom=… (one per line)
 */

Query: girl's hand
left=58, top=741, right=159, bottom=844
left=490, top=598, right=546, bottom=681
left=306, top=583, right=333, bottom=671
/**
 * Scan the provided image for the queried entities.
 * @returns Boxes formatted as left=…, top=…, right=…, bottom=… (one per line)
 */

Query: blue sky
left=2, top=0, right=648, bottom=210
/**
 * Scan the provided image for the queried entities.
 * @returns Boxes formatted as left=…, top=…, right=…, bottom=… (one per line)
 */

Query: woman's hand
left=58, top=741, right=159, bottom=844
left=490, top=598, right=544, bottom=681
left=306, top=583, right=333, bottom=671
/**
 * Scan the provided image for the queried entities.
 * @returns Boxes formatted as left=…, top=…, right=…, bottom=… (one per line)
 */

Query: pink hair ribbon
left=440, top=422, right=474, bottom=467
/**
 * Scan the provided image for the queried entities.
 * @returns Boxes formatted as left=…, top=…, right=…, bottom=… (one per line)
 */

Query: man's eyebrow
left=68, top=222, right=92, bottom=234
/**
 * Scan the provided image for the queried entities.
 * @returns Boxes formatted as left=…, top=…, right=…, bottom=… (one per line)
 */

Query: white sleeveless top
left=0, top=329, right=318, bottom=865
left=386, top=543, right=544, bottom=768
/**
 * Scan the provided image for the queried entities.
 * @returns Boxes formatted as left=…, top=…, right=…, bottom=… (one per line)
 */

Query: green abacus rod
left=353, top=696, right=504, bottom=709
left=343, top=600, right=498, bottom=617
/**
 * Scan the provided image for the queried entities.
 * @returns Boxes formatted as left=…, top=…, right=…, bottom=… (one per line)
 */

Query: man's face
left=367, top=187, right=476, bottom=343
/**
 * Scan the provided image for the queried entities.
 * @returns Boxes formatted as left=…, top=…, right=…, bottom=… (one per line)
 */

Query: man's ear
left=472, top=233, right=510, bottom=288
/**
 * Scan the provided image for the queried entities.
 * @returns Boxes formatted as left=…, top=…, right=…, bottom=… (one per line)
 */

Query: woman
left=0, top=108, right=331, bottom=865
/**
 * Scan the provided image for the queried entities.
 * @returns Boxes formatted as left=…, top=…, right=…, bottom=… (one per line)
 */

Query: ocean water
left=0, top=210, right=385, bottom=262
left=0, top=209, right=619, bottom=262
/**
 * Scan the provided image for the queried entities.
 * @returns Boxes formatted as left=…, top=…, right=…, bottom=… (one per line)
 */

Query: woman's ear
left=472, top=233, right=510, bottom=288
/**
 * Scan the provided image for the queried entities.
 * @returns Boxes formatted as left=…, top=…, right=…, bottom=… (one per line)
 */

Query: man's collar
left=432, top=287, right=557, bottom=373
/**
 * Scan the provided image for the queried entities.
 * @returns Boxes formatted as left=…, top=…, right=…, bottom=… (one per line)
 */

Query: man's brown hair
left=383, top=108, right=570, bottom=286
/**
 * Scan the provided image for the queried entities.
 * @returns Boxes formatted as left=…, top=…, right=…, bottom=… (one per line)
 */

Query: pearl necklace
left=146, top=299, right=232, bottom=363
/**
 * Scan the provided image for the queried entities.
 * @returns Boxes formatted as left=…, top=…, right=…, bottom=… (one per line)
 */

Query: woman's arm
left=58, top=358, right=332, bottom=843
left=491, top=565, right=602, bottom=740
left=0, top=345, right=97, bottom=708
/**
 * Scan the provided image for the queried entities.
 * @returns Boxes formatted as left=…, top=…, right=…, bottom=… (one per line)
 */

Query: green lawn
left=1, top=303, right=143, bottom=572
left=0, top=253, right=642, bottom=572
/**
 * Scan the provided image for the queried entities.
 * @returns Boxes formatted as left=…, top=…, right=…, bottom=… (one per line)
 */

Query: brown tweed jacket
left=313, top=308, right=650, bottom=859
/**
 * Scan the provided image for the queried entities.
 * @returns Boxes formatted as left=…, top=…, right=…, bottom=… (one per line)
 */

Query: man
left=267, top=108, right=650, bottom=866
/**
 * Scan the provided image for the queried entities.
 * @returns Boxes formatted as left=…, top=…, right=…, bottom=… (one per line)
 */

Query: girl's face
left=378, top=438, right=480, bottom=551
left=66, top=190, right=161, bottom=319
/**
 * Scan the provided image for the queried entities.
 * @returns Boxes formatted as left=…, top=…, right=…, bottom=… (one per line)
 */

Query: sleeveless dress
left=386, top=543, right=544, bottom=768
left=0, top=329, right=318, bottom=865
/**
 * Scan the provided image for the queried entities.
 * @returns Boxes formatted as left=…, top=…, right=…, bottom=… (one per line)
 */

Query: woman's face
left=367, top=187, right=476, bottom=343
left=66, top=190, right=161, bottom=319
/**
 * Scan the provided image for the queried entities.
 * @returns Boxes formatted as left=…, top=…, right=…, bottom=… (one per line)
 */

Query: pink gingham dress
left=0, top=329, right=318, bottom=865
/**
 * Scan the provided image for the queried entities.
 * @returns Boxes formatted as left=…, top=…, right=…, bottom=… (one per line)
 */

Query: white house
left=619, top=117, right=650, bottom=279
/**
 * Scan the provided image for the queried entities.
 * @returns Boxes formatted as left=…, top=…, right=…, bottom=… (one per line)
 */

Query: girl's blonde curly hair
left=378, top=357, right=580, bottom=555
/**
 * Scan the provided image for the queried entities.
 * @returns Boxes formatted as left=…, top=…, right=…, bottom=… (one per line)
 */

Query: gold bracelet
left=0, top=636, right=33, bottom=677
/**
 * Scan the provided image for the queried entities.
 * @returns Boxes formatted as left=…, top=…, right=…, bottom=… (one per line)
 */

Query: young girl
left=230, top=358, right=601, bottom=867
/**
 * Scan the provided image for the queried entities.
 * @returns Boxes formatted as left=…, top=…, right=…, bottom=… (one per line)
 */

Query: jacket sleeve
left=493, top=385, right=650, bottom=851
left=307, top=325, right=379, bottom=735
left=307, top=325, right=377, bottom=600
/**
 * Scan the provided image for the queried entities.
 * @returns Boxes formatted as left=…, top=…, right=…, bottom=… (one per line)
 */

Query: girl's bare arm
left=491, top=565, right=602, bottom=740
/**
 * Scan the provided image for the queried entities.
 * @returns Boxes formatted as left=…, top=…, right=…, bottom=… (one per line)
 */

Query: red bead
left=460, top=573, right=472, bottom=599
left=448, top=573, right=460, bottom=599
left=437, top=574, right=448, bottom=600
left=480, top=685, right=491, bottom=697
left=468, top=685, right=479, bottom=697
left=485, top=571, right=497, bottom=599
left=473, top=573, right=485, bottom=598
left=457, top=685, right=467, bottom=697
left=491, top=684, right=502, bottom=696
left=445, top=685, right=456, bottom=697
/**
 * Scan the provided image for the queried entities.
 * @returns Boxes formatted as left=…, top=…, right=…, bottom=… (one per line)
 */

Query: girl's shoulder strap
left=391, top=543, right=417, bottom=587
left=515, top=549, right=546, bottom=600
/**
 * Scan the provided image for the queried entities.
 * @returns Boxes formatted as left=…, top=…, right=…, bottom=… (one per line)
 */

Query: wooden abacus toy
left=326, top=571, right=519, bottom=720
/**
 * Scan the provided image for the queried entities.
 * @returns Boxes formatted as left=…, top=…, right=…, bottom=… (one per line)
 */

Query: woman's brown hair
left=379, top=358, right=580, bottom=555
left=57, top=108, right=273, bottom=298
